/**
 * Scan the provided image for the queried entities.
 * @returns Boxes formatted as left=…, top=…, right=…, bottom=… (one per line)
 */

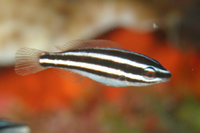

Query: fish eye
left=143, top=67, right=156, bottom=80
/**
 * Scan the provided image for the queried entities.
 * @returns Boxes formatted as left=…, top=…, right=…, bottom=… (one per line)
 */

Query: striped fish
left=15, top=40, right=171, bottom=87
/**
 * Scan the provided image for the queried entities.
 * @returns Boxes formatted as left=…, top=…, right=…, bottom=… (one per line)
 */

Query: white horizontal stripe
left=62, top=51, right=148, bottom=68
left=70, top=69, right=154, bottom=87
left=61, top=51, right=170, bottom=74
left=154, top=68, right=170, bottom=74
left=40, top=58, right=161, bottom=83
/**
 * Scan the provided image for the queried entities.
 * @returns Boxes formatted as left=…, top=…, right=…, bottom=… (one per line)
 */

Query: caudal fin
left=15, top=48, right=46, bottom=75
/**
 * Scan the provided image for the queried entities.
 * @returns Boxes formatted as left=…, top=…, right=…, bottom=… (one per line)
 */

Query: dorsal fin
left=52, top=68, right=85, bottom=83
left=55, top=40, right=123, bottom=52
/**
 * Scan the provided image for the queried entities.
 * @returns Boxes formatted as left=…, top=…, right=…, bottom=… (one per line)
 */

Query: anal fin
left=52, top=68, right=85, bottom=83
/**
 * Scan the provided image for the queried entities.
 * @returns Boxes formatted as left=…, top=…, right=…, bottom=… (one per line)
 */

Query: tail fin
left=15, top=48, right=46, bottom=75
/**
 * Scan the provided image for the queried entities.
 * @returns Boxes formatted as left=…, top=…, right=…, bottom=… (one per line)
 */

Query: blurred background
left=0, top=0, right=200, bottom=132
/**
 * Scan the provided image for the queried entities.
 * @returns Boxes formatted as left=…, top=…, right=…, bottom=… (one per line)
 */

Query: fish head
left=141, top=64, right=171, bottom=85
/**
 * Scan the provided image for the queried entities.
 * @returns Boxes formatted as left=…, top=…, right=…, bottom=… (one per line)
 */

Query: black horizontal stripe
left=40, top=53, right=144, bottom=76
left=66, top=48, right=166, bottom=70
left=156, top=72, right=171, bottom=79
left=41, top=63, right=155, bottom=84
left=40, top=52, right=170, bottom=79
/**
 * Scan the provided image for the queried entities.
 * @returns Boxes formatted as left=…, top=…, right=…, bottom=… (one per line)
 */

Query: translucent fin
left=15, top=48, right=46, bottom=75
left=56, top=40, right=123, bottom=52
left=52, top=68, right=85, bottom=83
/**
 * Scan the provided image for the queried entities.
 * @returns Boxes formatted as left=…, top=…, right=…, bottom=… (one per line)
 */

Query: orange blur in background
left=1, top=27, right=200, bottom=132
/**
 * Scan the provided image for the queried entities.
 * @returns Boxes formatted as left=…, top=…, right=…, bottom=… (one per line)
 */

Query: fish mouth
left=156, top=71, right=171, bottom=83
left=167, top=71, right=172, bottom=78
left=158, top=72, right=171, bottom=83
left=162, top=78, right=170, bottom=82
left=158, top=75, right=171, bottom=83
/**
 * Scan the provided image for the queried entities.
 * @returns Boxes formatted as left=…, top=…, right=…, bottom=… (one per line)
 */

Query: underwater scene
left=0, top=0, right=200, bottom=133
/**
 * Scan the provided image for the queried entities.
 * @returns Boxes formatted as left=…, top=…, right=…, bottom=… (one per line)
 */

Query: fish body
left=15, top=40, right=171, bottom=87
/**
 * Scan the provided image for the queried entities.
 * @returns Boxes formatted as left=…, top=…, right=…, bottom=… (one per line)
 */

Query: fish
left=0, top=119, right=30, bottom=133
left=15, top=40, right=171, bottom=87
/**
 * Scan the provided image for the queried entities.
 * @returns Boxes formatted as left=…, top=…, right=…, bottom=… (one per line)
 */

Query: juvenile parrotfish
left=15, top=40, right=171, bottom=87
